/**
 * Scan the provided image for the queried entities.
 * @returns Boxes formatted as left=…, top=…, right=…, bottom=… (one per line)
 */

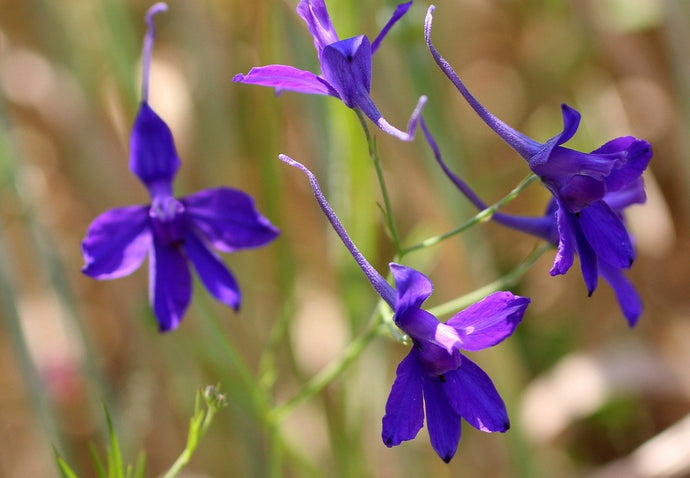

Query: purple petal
left=82, top=205, right=151, bottom=279
left=382, top=348, right=425, bottom=447
left=129, top=102, right=180, bottom=187
left=442, top=355, right=510, bottom=433
left=577, top=200, right=634, bottom=269
left=572, top=216, right=599, bottom=295
left=603, top=177, right=647, bottom=212
left=446, top=292, right=529, bottom=352
left=296, top=0, right=339, bottom=58
left=557, top=104, right=582, bottom=145
left=529, top=104, right=582, bottom=167
left=550, top=202, right=575, bottom=275
left=372, top=94, right=427, bottom=142
left=390, top=263, right=433, bottom=314
left=184, top=232, right=240, bottom=311
left=422, top=374, right=462, bottom=463
left=182, top=187, right=279, bottom=253
left=557, top=173, right=607, bottom=212
left=371, top=1, right=412, bottom=54
left=591, top=137, right=652, bottom=193
left=393, top=307, right=462, bottom=363
left=233, top=65, right=336, bottom=97
left=149, top=240, right=191, bottom=332
left=321, top=35, right=372, bottom=107
left=599, top=261, right=643, bottom=326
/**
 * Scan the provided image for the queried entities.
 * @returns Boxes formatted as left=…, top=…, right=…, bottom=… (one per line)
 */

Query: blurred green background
left=0, top=0, right=688, bottom=476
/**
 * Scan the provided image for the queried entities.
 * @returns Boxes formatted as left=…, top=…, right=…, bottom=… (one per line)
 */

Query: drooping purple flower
left=424, top=6, right=651, bottom=317
left=421, top=118, right=645, bottom=326
left=234, top=0, right=427, bottom=141
left=279, top=153, right=529, bottom=462
left=81, top=3, right=279, bottom=332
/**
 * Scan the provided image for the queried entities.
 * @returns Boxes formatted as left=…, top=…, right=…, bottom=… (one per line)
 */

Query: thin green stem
left=427, top=242, right=552, bottom=318
left=269, top=304, right=386, bottom=422
left=402, top=173, right=538, bottom=255
left=355, top=109, right=403, bottom=255
left=162, top=413, right=214, bottom=478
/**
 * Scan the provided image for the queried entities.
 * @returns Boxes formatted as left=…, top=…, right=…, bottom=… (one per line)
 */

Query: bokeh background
left=1, top=0, right=688, bottom=476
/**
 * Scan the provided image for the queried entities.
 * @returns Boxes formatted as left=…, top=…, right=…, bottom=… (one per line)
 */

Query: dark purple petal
left=296, top=0, right=339, bottom=59
left=557, top=173, right=607, bottom=212
left=82, top=205, right=151, bottom=279
left=149, top=240, right=191, bottom=332
left=591, top=137, right=652, bottom=193
left=390, top=263, right=433, bottom=314
left=572, top=216, right=599, bottom=295
left=382, top=348, right=425, bottom=448
left=422, top=374, right=462, bottom=463
left=184, top=232, right=240, bottom=311
left=446, top=292, right=529, bottom=352
left=442, top=355, right=510, bottom=433
left=550, top=202, right=575, bottom=275
left=233, top=65, right=336, bottom=96
left=371, top=1, right=412, bottom=54
left=603, top=177, right=646, bottom=212
left=599, top=261, right=643, bottom=326
left=129, top=102, right=180, bottom=188
left=321, top=35, right=372, bottom=107
left=577, top=200, right=634, bottom=269
left=530, top=104, right=581, bottom=167
left=556, top=104, right=582, bottom=146
left=182, top=187, right=279, bottom=253
left=417, top=341, right=463, bottom=376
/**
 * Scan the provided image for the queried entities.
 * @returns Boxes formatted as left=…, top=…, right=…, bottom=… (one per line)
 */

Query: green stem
left=355, top=109, right=403, bottom=255
left=162, top=409, right=216, bottom=478
left=402, top=173, right=538, bottom=255
left=269, top=306, right=385, bottom=422
left=427, top=243, right=552, bottom=318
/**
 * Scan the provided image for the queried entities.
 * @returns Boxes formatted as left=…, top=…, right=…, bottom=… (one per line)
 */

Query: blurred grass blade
left=88, top=442, right=108, bottom=478
left=104, top=404, right=125, bottom=478
left=54, top=448, right=80, bottom=478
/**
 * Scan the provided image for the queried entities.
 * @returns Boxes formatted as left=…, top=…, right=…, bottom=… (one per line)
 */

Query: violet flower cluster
left=279, top=154, right=529, bottom=462
left=81, top=3, right=279, bottom=331
left=422, top=5, right=652, bottom=326
left=79, top=0, right=654, bottom=466
left=233, top=0, right=426, bottom=141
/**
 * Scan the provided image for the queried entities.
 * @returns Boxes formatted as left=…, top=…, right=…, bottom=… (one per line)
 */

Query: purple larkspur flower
left=81, top=3, right=279, bottom=332
left=234, top=0, right=427, bottom=141
left=279, top=153, right=529, bottom=462
left=421, top=118, right=645, bottom=326
left=424, top=6, right=651, bottom=320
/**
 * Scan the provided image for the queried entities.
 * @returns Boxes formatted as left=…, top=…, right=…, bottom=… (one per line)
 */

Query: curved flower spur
left=234, top=0, right=427, bottom=141
left=424, top=5, right=652, bottom=324
left=81, top=3, right=279, bottom=332
left=279, top=153, right=529, bottom=462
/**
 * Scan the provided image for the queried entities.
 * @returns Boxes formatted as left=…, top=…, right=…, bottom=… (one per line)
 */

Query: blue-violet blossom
left=425, top=5, right=651, bottom=322
left=279, top=153, right=530, bottom=462
left=81, top=3, right=279, bottom=331
left=234, top=0, right=427, bottom=141
left=421, top=118, right=645, bottom=326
